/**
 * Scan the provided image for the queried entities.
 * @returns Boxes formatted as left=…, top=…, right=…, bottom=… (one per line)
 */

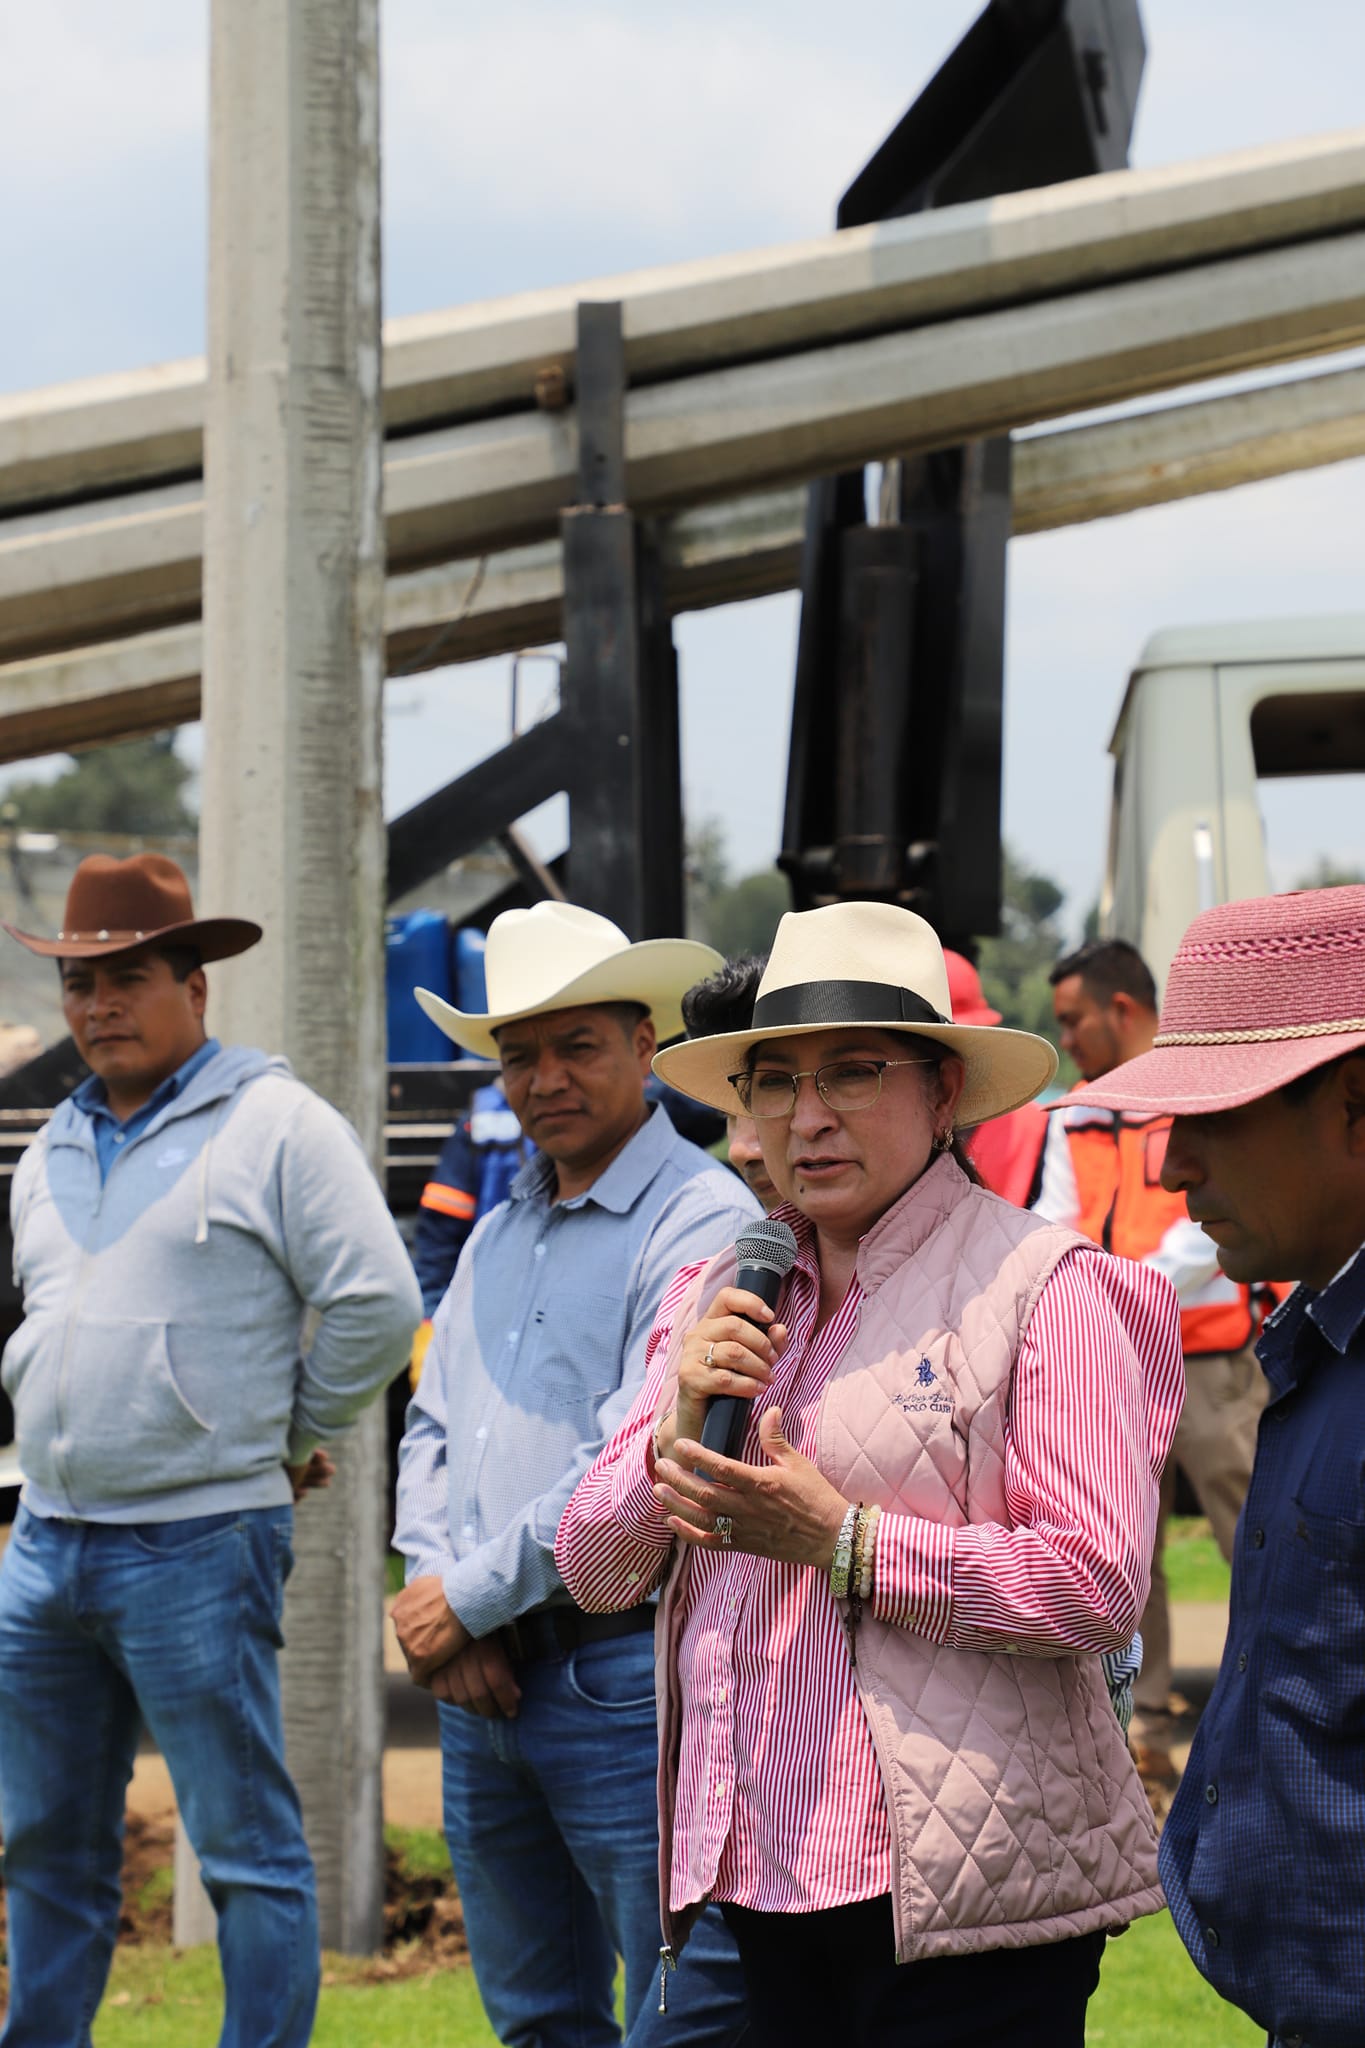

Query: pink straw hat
left=1051, top=885, right=1365, bottom=1117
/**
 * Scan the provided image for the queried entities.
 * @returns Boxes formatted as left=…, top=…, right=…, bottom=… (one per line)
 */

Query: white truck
left=1101, top=614, right=1365, bottom=982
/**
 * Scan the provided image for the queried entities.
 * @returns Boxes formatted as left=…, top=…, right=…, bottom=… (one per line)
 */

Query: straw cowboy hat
left=414, top=901, right=724, bottom=1060
left=651, top=901, right=1057, bottom=1127
left=2, top=852, right=261, bottom=964
left=1051, top=885, right=1365, bottom=1118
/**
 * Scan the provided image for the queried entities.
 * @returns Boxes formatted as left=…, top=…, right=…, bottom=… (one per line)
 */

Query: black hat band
left=750, top=979, right=950, bottom=1032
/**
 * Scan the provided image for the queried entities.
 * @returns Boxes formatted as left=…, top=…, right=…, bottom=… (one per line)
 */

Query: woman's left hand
left=654, top=1407, right=850, bottom=1569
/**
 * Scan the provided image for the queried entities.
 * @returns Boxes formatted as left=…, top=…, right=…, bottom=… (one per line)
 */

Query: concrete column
left=185, top=0, right=387, bottom=1955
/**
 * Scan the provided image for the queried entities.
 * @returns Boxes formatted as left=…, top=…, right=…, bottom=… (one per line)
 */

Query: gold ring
left=704, top=1342, right=716, bottom=1368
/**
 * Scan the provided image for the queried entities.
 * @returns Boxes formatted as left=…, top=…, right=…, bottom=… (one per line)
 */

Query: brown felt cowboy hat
left=2, top=853, right=262, bottom=964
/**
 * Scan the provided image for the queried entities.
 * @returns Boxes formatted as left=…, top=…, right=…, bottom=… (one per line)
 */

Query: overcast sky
left=2, top=0, right=1363, bottom=926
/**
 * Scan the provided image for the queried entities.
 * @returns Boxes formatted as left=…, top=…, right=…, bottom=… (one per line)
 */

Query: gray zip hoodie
left=4, top=1044, right=422, bottom=1520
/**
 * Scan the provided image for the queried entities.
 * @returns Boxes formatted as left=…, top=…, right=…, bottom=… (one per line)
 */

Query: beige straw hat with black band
left=653, top=901, right=1057, bottom=1127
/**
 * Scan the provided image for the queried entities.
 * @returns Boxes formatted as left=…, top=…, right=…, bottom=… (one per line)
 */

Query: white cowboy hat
left=652, top=901, right=1057, bottom=1127
left=414, top=901, right=724, bottom=1059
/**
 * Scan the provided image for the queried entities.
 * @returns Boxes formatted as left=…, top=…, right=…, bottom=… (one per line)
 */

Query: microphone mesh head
left=733, top=1216, right=799, bottom=1276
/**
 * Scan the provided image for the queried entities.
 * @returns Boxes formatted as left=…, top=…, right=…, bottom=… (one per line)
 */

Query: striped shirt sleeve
left=554, top=1259, right=708, bottom=1611
left=873, top=1246, right=1183, bottom=1654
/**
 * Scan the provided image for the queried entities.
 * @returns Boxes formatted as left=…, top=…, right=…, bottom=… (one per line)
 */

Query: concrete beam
left=3, top=129, right=1364, bottom=513
left=2, top=360, right=1362, bottom=766
left=5, top=226, right=1364, bottom=666
left=192, top=0, right=388, bottom=1958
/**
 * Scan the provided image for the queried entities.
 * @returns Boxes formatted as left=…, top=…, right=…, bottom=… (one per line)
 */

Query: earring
left=933, top=1126, right=954, bottom=1154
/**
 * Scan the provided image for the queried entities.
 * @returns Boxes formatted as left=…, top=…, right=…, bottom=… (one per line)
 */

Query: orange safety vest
left=1062, top=1106, right=1261, bottom=1356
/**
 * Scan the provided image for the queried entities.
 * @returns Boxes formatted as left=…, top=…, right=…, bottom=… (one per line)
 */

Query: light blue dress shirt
left=395, top=1105, right=760, bottom=1639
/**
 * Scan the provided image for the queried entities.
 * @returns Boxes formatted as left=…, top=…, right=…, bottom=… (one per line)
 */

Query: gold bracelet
left=650, top=1410, right=675, bottom=1469
left=858, top=1505, right=881, bottom=1603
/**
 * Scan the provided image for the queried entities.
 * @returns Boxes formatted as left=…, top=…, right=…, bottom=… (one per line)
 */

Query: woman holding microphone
left=557, top=903, right=1182, bottom=2048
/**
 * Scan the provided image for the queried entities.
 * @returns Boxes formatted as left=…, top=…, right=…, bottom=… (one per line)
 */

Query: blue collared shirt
left=1160, top=1239, right=1365, bottom=2047
left=394, top=1104, right=760, bottom=1639
left=73, top=1038, right=222, bottom=1182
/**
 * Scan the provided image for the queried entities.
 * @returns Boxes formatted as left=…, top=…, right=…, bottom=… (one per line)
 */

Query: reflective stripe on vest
left=1063, top=1111, right=1256, bottom=1356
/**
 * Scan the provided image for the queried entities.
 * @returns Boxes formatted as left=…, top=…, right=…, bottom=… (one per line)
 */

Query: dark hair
left=599, top=1000, right=649, bottom=1039
left=57, top=940, right=202, bottom=985
left=681, top=955, right=767, bottom=1041
left=1280, top=1049, right=1361, bottom=1106
left=1049, top=938, right=1157, bottom=1014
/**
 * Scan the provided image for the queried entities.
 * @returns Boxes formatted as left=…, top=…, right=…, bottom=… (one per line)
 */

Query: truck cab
left=1101, top=615, right=1365, bottom=983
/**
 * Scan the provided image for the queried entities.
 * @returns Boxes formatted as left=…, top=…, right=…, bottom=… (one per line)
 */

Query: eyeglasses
left=729, top=1056, right=934, bottom=1118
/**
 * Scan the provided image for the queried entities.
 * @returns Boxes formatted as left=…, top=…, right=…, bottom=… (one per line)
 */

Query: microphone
left=699, top=1217, right=799, bottom=1462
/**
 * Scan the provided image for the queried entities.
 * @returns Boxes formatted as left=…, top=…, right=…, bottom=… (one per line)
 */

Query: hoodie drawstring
left=195, top=1098, right=231, bottom=1245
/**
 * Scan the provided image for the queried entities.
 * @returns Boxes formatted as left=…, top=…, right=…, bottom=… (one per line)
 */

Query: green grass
left=91, top=1945, right=499, bottom=2047
left=83, top=1909, right=1258, bottom=2047
left=1163, top=1516, right=1232, bottom=1604
left=385, top=1550, right=406, bottom=1597
left=385, top=1823, right=451, bottom=1882
left=1088, top=1911, right=1261, bottom=2044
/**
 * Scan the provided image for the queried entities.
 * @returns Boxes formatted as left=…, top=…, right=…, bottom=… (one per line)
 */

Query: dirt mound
left=0, top=1814, right=468, bottom=2010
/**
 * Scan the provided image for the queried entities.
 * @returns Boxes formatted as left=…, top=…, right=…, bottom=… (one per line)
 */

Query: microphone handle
left=699, top=1265, right=785, bottom=1463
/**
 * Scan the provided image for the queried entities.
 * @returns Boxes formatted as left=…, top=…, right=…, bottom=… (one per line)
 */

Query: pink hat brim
left=1047, top=1028, right=1365, bottom=1117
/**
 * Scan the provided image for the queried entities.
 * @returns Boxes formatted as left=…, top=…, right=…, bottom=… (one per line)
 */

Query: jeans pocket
left=565, top=1632, right=657, bottom=1713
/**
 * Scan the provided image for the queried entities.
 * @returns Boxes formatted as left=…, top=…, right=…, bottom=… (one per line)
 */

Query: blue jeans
left=438, top=1628, right=747, bottom=2048
left=0, top=1504, right=318, bottom=2048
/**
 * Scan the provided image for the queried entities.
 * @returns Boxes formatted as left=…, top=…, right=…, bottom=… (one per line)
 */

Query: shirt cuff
left=869, top=1512, right=956, bottom=1643
left=613, top=1425, right=675, bottom=1539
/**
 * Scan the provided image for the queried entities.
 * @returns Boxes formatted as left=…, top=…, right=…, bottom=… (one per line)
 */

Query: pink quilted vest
left=655, top=1154, right=1163, bottom=1963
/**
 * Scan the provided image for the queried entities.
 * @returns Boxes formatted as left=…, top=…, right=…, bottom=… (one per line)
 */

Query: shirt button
left=534, top=1244, right=546, bottom=1258
left=114, top=1132, right=126, bottom=1144
left=1237, top=1651, right=1248, bottom=1672
left=507, top=1330, right=519, bottom=1345
left=1251, top=1527, right=1266, bottom=1549
left=463, top=1524, right=474, bottom=1540
left=475, top=1427, right=487, bottom=1441
left=1204, top=1783, right=1218, bottom=1805
left=1204, top=1926, right=1220, bottom=1950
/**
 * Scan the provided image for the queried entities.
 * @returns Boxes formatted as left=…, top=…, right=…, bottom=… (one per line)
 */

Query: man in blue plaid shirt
left=1059, top=884, right=1365, bottom=2048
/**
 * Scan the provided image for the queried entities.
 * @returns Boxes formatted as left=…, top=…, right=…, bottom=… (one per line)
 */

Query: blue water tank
left=452, top=926, right=489, bottom=1015
left=386, top=910, right=453, bottom=1063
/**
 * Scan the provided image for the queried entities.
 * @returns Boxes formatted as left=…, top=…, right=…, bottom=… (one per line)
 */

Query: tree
left=707, top=869, right=790, bottom=959
left=976, top=849, right=1069, bottom=1047
left=1293, top=855, right=1365, bottom=890
left=2, top=734, right=196, bottom=837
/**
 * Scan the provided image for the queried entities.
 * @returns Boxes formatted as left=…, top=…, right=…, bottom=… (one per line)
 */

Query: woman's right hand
left=655, top=1288, right=788, bottom=1465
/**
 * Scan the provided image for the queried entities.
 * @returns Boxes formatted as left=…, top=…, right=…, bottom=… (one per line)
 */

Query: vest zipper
left=657, top=1944, right=676, bottom=2012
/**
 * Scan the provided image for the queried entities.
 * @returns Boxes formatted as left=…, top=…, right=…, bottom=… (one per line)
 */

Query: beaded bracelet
left=857, top=1505, right=881, bottom=1603
left=828, top=1504, right=859, bottom=1599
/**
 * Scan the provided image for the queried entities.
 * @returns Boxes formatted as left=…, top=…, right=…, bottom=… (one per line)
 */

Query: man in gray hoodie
left=0, top=853, right=422, bottom=2048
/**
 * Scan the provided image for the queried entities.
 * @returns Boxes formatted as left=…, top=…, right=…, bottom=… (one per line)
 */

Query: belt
left=501, top=1601, right=656, bottom=1664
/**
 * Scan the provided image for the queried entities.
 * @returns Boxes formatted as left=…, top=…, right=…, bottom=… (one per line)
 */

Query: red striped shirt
left=555, top=1220, right=1183, bottom=1915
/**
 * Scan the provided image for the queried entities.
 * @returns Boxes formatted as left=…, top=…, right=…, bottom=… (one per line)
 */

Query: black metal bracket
left=386, top=300, right=684, bottom=941
left=782, top=0, right=1145, bottom=944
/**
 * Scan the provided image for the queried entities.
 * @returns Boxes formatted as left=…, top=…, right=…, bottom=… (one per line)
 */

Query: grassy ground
left=86, top=1911, right=1260, bottom=2046
left=1162, top=1517, right=1231, bottom=1604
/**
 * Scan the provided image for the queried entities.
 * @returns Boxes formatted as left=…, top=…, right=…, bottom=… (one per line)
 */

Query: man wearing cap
left=1037, top=938, right=1272, bottom=1764
left=1048, top=886, right=1365, bottom=2047
left=391, top=901, right=759, bottom=2048
left=0, top=854, right=422, bottom=2047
